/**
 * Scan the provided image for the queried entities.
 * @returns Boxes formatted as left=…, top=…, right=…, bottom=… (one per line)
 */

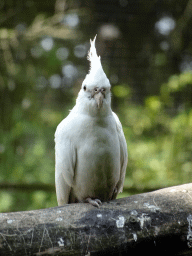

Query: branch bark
left=0, top=183, right=192, bottom=256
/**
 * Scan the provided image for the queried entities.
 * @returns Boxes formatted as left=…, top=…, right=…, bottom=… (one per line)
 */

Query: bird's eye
left=94, top=88, right=98, bottom=92
left=83, top=85, right=86, bottom=91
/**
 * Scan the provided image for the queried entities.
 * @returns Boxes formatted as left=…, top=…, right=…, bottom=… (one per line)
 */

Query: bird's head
left=77, top=35, right=111, bottom=115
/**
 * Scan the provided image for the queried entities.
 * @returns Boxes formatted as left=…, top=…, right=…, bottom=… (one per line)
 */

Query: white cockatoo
left=55, top=35, right=128, bottom=207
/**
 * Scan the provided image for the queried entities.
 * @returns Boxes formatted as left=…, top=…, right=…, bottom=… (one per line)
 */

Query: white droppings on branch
left=116, top=216, right=125, bottom=228
left=130, top=210, right=138, bottom=216
left=58, top=237, right=64, bottom=247
left=133, top=233, right=137, bottom=242
left=143, top=202, right=161, bottom=213
left=7, top=219, right=14, bottom=224
left=138, top=213, right=151, bottom=229
left=56, top=217, right=63, bottom=222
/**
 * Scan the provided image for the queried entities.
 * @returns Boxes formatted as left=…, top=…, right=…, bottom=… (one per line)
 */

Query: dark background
left=0, top=0, right=192, bottom=212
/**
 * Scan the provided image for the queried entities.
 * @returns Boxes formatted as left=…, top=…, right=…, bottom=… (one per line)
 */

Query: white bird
left=55, top=35, right=128, bottom=207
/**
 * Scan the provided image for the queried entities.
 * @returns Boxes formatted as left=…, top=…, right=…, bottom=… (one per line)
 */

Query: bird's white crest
left=87, top=35, right=106, bottom=79
left=87, top=35, right=101, bottom=70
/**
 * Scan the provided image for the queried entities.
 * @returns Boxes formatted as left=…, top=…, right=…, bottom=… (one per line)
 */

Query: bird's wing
left=112, top=112, right=128, bottom=193
left=55, top=119, right=76, bottom=206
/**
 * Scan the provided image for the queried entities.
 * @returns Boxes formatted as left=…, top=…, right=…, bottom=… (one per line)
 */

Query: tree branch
left=0, top=183, right=192, bottom=255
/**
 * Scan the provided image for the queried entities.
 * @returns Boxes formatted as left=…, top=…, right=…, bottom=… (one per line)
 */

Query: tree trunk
left=1, top=183, right=192, bottom=256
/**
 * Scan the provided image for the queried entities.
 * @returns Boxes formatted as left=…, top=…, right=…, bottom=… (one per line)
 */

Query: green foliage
left=115, top=72, right=192, bottom=194
left=112, top=84, right=131, bottom=98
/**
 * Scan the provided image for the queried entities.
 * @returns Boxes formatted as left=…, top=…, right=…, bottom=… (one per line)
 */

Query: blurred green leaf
left=112, top=84, right=131, bottom=98
left=145, top=96, right=162, bottom=112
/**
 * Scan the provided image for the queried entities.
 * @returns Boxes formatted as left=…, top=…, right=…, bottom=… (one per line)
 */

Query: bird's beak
left=94, top=92, right=104, bottom=109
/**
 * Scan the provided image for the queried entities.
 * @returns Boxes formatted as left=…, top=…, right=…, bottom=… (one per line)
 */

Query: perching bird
left=55, top=35, right=128, bottom=207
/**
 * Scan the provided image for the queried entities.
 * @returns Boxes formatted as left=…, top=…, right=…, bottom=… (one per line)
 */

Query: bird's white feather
left=85, top=35, right=108, bottom=86
left=87, top=35, right=101, bottom=72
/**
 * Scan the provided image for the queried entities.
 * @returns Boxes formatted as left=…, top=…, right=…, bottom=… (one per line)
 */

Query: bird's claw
left=85, top=198, right=102, bottom=207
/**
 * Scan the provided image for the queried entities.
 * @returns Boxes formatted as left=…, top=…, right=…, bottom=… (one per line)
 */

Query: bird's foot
left=85, top=198, right=102, bottom=207
left=112, top=187, right=118, bottom=200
